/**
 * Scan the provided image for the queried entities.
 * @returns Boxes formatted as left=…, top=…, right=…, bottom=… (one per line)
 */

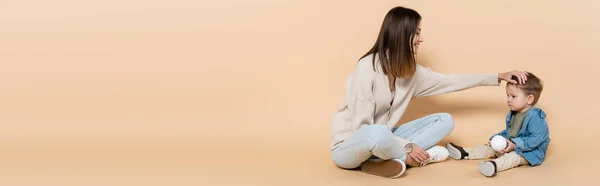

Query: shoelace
left=419, top=152, right=436, bottom=166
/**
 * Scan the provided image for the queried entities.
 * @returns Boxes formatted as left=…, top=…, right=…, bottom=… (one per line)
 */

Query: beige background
left=1, top=0, right=598, bottom=185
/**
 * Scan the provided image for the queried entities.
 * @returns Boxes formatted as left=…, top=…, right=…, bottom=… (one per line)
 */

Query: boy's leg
left=465, top=144, right=501, bottom=160
left=478, top=151, right=529, bottom=177
left=493, top=151, right=529, bottom=172
left=447, top=143, right=499, bottom=160
left=331, top=124, right=407, bottom=178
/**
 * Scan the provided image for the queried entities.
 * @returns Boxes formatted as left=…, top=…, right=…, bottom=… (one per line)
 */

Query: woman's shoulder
left=414, top=63, right=432, bottom=73
left=356, top=54, right=375, bottom=67
left=353, top=54, right=377, bottom=74
left=412, top=63, right=435, bottom=81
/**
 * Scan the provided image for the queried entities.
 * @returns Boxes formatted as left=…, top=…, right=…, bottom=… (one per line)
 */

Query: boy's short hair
left=510, top=72, right=544, bottom=105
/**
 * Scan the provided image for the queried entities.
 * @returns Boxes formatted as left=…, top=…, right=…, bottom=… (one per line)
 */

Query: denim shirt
left=490, top=107, right=551, bottom=166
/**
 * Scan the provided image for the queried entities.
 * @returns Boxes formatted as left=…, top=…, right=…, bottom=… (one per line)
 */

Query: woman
left=330, top=6, right=528, bottom=178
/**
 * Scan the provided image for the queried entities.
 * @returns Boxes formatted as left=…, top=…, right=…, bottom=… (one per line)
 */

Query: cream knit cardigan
left=331, top=54, right=500, bottom=150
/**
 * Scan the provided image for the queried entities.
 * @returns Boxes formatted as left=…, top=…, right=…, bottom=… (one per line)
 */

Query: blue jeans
left=331, top=113, right=455, bottom=169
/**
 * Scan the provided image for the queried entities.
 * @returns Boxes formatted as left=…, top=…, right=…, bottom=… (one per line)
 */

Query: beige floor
left=0, top=97, right=596, bottom=186
left=0, top=135, right=595, bottom=186
left=2, top=0, right=599, bottom=185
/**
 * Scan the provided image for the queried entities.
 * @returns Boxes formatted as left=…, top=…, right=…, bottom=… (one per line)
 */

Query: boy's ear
left=527, top=94, right=535, bottom=105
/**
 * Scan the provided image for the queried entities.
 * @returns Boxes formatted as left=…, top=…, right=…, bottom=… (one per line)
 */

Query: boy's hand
left=500, top=139, right=516, bottom=153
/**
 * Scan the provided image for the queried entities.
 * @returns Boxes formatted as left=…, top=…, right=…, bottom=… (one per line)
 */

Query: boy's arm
left=510, top=119, right=550, bottom=152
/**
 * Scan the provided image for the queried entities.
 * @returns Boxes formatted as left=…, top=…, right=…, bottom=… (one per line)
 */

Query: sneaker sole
left=445, top=143, right=462, bottom=160
left=478, top=162, right=495, bottom=177
left=361, top=159, right=406, bottom=178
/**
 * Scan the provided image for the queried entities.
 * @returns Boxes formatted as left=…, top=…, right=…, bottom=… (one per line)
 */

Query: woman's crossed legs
left=331, top=113, right=455, bottom=178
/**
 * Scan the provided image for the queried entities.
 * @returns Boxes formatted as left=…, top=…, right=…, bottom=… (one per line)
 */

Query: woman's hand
left=499, top=70, right=529, bottom=84
left=409, top=144, right=430, bottom=163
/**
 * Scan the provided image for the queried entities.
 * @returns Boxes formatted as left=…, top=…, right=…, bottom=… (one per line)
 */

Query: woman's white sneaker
left=420, top=146, right=450, bottom=166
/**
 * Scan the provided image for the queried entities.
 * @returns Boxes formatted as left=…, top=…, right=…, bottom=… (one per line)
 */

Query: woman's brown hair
left=361, top=6, right=422, bottom=79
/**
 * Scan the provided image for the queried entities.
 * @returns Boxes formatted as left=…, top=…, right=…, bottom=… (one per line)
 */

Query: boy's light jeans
left=331, top=113, right=455, bottom=169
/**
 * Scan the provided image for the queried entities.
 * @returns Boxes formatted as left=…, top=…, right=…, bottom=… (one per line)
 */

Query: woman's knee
left=331, top=125, right=394, bottom=169
left=332, top=125, right=398, bottom=169
left=435, top=113, right=455, bottom=133
left=332, top=157, right=361, bottom=169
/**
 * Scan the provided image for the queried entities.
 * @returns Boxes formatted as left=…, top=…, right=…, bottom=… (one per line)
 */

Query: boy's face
left=505, top=84, right=533, bottom=112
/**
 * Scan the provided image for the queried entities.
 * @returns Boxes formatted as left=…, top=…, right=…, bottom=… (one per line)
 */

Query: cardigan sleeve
left=413, top=65, right=500, bottom=98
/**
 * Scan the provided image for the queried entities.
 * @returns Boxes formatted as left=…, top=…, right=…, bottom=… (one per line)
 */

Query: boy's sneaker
left=478, top=161, right=497, bottom=177
left=360, top=158, right=406, bottom=178
left=446, top=142, right=468, bottom=160
left=420, top=146, right=450, bottom=166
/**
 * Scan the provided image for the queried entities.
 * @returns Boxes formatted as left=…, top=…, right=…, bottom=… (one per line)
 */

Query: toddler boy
left=445, top=73, right=550, bottom=177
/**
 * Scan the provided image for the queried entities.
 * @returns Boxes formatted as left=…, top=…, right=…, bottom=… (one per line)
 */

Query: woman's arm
left=413, top=65, right=499, bottom=97
left=413, top=65, right=528, bottom=98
